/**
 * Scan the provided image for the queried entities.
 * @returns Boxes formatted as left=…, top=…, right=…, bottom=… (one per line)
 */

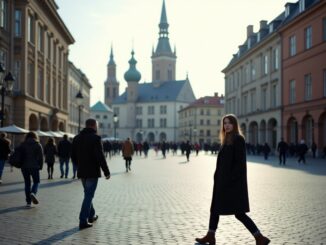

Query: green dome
left=124, top=50, right=141, bottom=82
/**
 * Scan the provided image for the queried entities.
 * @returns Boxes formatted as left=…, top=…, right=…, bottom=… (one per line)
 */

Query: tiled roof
left=113, top=80, right=188, bottom=104
left=91, top=101, right=113, bottom=112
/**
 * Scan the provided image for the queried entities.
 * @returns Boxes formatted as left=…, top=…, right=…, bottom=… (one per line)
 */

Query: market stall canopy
left=46, top=131, right=63, bottom=138
left=35, top=130, right=52, bottom=137
left=0, top=124, right=29, bottom=134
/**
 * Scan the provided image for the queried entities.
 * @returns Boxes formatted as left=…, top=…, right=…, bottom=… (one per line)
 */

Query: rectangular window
left=200, top=109, right=204, bottom=115
left=206, top=109, right=210, bottom=115
left=106, top=87, right=110, bottom=97
left=46, top=74, right=50, bottom=103
left=206, top=130, right=211, bottom=137
left=47, top=34, right=51, bottom=58
left=160, top=118, right=167, bottom=128
left=273, top=48, right=279, bottom=70
left=261, top=88, right=267, bottom=110
left=251, top=61, right=256, bottom=80
left=264, top=55, right=268, bottom=75
left=305, top=26, right=312, bottom=50
left=28, top=62, right=34, bottom=96
left=271, top=84, right=277, bottom=108
left=148, top=106, right=154, bottom=115
left=290, top=35, right=296, bottom=56
left=250, top=90, right=256, bottom=112
left=206, top=119, right=210, bottom=125
left=53, top=42, right=57, bottom=64
left=136, top=119, right=142, bottom=128
left=304, top=74, right=312, bottom=101
left=28, top=15, right=34, bottom=43
left=289, top=80, right=296, bottom=104
left=0, top=0, right=7, bottom=29
left=14, top=10, right=22, bottom=37
left=243, top=95, right=248, bottom=114
left=136, top=106, right=142, bottom=115
left=324, top=70, right=326, bottom=97
left=323, top=18, right=326, bottom=41
left=160, top=105, right=167, bottom=114
left=200, top=119, right=204, bottom=125
left=38, top=24, right=44, bottom=52
left=148, top=119, right=155, bottom=128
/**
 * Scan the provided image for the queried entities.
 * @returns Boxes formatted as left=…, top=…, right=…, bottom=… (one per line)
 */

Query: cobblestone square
left=0, top=151, right=325, bottom=244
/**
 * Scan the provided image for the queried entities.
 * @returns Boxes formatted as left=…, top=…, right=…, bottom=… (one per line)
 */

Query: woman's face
left=223, top=117, right=234, bottom=134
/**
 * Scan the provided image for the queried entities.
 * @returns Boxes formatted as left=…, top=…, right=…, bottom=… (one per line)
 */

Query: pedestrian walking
left=185, top=141, right=191, bottom=162
left=20, top=132, right=44, bottom=208
left=194, top=142, right=200, bottom=156
left=143, top=141, right=149, bottom=157
left=57, top=134, right=71, bottom=178
left=263, top=142, right=271, bottom=160
left=297, top=139, right=308, bottom=164
left=122, top=137, right=134, bottom=172
left=277, top=138, right=288, bottom=165
left=195, top=114, right=270, bottom=245
left=43, top=137, right=57, bottom=179
left=0, top=132, right=11, bottom=184
left=71, top=118, right=111, bottom=230
left=311, top=141, right=317, bottom=158
left=161, top=141, right=167, bottom=158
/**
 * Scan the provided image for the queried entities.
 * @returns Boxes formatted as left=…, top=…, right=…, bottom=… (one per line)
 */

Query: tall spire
left=154, top=0, right=173, bottom=55
left=108, top=45, right=115, bottom=65
left=159, top=0, right=169, bottom=32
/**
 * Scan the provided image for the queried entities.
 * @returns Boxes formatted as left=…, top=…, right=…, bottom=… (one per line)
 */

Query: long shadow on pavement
left=0, top=171, right=125, bottom=195
left=0, top=205, right=29, bottom=215
left=247, top=155, right=326, bottom=176
left=0, top=179, right=77, bottom=195
left=32, top=227, right=79, bottom=245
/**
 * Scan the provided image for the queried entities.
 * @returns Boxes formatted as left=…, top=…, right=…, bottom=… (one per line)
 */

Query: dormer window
left=269, top=24, right=273, bottom=33
left=248, top=39, right=251, bottom=49
left=299, top=0, right=305, bottom=13
left=285, top=6, right=290, bottom=17
left=257, top=32, right=261, bottom=42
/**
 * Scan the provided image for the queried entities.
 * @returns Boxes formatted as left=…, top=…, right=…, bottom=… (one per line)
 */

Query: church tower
left=104, top=46, right=120, bottom=106
left=151, top=0, right=177, bottom=83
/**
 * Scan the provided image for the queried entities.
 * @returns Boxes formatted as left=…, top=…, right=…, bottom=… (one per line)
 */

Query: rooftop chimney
left=214, top=92, right=219, bottom=97
left=260, top=20, right=268, bottom=29
left=247, top=25, right=254, bottom=38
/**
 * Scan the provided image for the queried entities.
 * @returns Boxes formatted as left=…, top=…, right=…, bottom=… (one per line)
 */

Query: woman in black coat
left=196, top=114, right=270, bottom=245
left=20, top=132, right=44, bottom=207
left=44, top=137, right=57, bottom=179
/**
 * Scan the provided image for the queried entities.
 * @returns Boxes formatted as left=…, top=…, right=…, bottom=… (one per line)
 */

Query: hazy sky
left=56, top=0, right=292, bottom=105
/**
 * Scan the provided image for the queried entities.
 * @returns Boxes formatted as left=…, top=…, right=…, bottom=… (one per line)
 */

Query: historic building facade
left=0, top=0, right=74, bottom=131
left=179, top=93, right=225, bottom=144
left=68, top=61, right=91, bottom=135
left=280, top=0, right=326, bottom=153
left=223, top=17, right=284, bottom=149
left=108, top=0, right=196, bottom=142
left=90, top=101, right=113, bottom=138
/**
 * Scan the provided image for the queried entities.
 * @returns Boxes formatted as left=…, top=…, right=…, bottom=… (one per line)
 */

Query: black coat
left=71, top=127, right=110, bottom=178
left=44, top=143, right=57, bottom=164
left=210, top=134, right=250, bottom=215
left=0, top=138, right=11, bottom=160
left=21, top=138, right=44, bottom=170
left=57, top=139, right=71, bottom=158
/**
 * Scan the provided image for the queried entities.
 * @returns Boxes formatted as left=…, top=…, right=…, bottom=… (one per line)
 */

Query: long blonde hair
left=219, top=114, right=244, bottom=145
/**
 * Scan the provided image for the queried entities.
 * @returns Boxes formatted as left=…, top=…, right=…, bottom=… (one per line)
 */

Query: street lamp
left=0, top=63, right=15, bottom=127
left=113, top=113, right=118, bottom=139
left=75, top=90, right=84, bottom=133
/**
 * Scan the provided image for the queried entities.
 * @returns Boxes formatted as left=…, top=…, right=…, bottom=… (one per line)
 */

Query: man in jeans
left=57, top=134, right=71, bottom=178
left=71, top=118, right=111, bottom=230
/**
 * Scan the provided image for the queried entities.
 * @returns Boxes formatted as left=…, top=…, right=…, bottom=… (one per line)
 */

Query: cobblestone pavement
left=0, top=151, right=325, bottom=245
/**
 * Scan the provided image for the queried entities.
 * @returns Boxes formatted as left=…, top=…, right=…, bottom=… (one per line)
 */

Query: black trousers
left=298, top=154, right=306, bottom=163
left=209, top=212, right=259, bottom=234
left=279, top=152, right=286, bottom=164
